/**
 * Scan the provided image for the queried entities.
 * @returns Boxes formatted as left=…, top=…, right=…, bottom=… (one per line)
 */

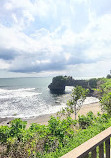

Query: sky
left=0, top=0, right=111, bottom=78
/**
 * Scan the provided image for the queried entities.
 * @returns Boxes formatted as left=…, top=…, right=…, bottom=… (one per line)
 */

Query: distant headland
left=48, top=75, right=101, bottom=95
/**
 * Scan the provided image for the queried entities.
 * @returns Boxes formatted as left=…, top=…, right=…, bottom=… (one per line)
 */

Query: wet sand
left=26, top=102, right=101, bottom=127
left=0, top=102, right=101, bottom=127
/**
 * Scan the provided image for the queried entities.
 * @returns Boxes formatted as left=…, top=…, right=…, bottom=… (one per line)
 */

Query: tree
left=100, top=92, right=111, bottom=114
left=96, top=78, right=111, bottom=114
left=59, top=86, right=89, bottom=120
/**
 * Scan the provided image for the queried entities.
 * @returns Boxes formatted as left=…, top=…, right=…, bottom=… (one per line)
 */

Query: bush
left=0, top=126, right=10, bottom=143
left=0, top=112, right=111, bottom=158
left=78, top=111, right=95, bottom=129
left=10, top=118, right=27, bottom=137
left=96, top=78, right=111, bottom=114
left=48, top=116, right=76, bottom=142
left=100, top=92, right=111, bottom=114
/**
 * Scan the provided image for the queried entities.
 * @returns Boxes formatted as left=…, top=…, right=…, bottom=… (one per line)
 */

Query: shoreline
left=0, top=102, right=101, bottom=127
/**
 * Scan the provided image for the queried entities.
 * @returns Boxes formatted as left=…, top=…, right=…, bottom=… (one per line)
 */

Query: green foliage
left=71, top=86, right=89, bottom=102
left=43, top=116, right=111, bottom=158
left=0, top=126, right=10, bottom=143
left=48, top=116, right=76, bottom=142
left=52, top=76, right=66, bottom=85
left=96, top=78, right=111, bottom=97
left=88, top=78, right=99, bottom=88
left=29, top=123, right=47, bottom=137
left=0, top=119, right=27, bottom=144
left=97, top=78, right=111, bottom=114
left=10, top=118, right=27, bottom=137
left=96, top=113, right=109, bottom=123
left=61, top=86, right=89, bottom=119
left=0, top=112, right=111, bottom=158
left=0, top=116, right=76, bottom=157
left=78, top=112, right=109, bottom=130
left=78, top=111, right=95, bottom=129
left=100, top=92, right=111, bottom=114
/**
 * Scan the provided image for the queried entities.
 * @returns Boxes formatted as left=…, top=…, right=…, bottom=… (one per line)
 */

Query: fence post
left=99, top=143, right=104, bottom=158
left=91, top=148, right=97, bottom=158
left=105, top=139, right=110, bottom=158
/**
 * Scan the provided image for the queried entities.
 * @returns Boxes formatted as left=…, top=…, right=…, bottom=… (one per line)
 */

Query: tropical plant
left=60, top=86, right=89, bottom=119
left=0, top=112, right=111, bottom=158
left=96, top=78, right=111, bottom=114
left=78, top=111, right=95, bottom=129
left=100, top=92, right=111, bottom=114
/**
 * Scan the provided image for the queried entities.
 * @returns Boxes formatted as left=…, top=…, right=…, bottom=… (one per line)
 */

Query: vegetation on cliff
left=48, top=75, right=101, bottom=95
left=48, top=76, right=74, bottom=93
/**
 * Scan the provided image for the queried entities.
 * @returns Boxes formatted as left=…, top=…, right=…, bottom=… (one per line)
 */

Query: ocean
left=0, top=77, right=99, bottom=119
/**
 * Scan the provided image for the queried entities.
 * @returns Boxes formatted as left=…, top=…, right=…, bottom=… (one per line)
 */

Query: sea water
left=0, top=77, right=99, bottom=118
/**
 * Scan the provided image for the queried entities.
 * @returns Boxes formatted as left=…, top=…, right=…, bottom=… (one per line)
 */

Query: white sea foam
left=0, top=87, right=99, bottom=119
left=0, top=88, right=43, bottom=118
left=0, top=88, right=41, bottom=99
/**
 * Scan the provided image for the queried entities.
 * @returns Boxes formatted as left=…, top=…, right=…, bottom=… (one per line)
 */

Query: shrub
left=10, top=118, right=27, bottom=137
left=0, top=126, right=10, bottom=143
left=0, top=112, right=111, bottom=158
left=100, top=92, right=111, bottom=114
left=78, top=111, right=95, bottom=129
left=48, top=116, right=76, bottom=142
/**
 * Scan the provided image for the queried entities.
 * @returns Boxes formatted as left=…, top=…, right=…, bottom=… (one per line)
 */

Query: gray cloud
left=10, top=62, right=66, bottom=73
left=8, top=53, right=66, bottom=73
left=8, top=45, right=96, bottom=73
left=0, top=48, right=18, bottom=60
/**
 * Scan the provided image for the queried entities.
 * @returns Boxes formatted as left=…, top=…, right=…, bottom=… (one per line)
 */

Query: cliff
left=48, top=76, right=100, bottom=95
left=48, top=76, right=67, bottom=93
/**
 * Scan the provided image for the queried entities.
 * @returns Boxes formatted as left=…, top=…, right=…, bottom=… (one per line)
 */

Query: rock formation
left=48, top=76, right=66, bottom=94
left=48, top=76, right=99, bottom=95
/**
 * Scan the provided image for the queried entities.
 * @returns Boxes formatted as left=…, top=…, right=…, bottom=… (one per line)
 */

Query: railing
left=61, top=126, right=111, bottom=158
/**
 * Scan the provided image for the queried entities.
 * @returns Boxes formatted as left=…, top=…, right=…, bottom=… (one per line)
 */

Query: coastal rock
left=48, top=76, right=100, bottom=95
left=48, top=76, right=75, bottom=94
left=48, top=76, right=66, bottom=94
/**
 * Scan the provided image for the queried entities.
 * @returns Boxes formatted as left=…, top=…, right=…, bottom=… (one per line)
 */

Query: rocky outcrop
left=73, top=80, right=88, bottom=88
left=48, top=76, right=100, bottom=95
left=48, top=76, right=66, bottom=94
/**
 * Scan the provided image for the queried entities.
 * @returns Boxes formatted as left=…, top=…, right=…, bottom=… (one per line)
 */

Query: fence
left=61, top=126, right=111, bottom=158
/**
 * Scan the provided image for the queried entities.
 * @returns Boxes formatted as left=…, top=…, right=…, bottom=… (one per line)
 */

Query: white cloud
left=0, top=0, right=111, bottom=77
left=12, top=14, right=18, bottom=23
left=4, top=0, right=34, bottom=10
left=0, top=59, right=10, bottom=69
left=23, top=10, right=35, bottom=23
